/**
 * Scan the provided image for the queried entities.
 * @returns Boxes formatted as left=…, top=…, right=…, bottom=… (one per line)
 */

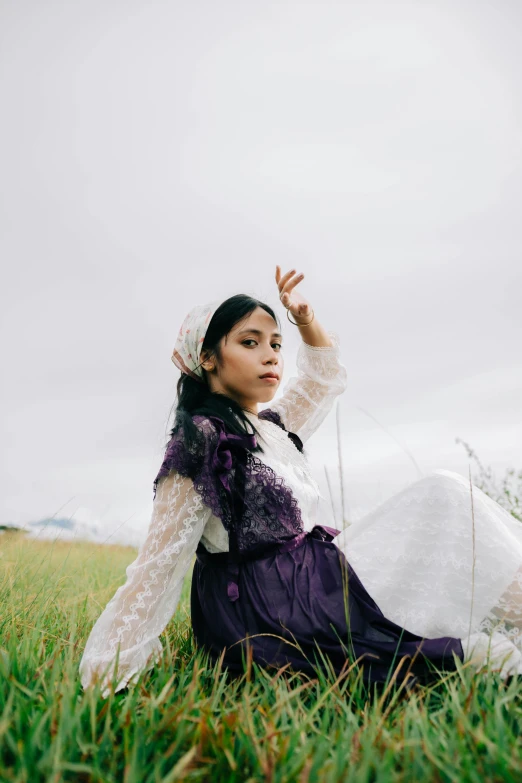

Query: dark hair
left=164, top=294, right=282, bottom=455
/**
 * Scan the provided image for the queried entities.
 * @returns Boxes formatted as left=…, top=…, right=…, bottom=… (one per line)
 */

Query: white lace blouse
left=79, top=332, right=348, bottom=697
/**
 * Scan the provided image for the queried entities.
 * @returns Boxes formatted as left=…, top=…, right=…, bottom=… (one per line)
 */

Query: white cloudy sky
left=1, top=0, right=521, bottom=545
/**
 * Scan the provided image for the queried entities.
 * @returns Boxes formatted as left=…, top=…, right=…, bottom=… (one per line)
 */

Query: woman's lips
left=259, top=376, right=278, bottom=383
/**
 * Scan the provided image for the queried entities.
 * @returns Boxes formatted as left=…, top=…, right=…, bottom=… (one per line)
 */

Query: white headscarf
left=171, top=299, right=222, bottom=382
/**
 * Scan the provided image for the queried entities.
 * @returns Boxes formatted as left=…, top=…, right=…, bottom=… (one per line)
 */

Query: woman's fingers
left=277, top=267, right=297, bottom=292
left=275, top=266, right=307, bottom=312
left=280, top=272, right=305, bottom=297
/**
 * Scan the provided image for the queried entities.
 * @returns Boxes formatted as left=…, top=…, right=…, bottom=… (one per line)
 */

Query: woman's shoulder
left=165, top=415, right=220, bottom=457
left=154, top=415, right=217, bottom=489
left=191, top=412, right=217, bottom=429
left=190, top=413, right=221, bottom=442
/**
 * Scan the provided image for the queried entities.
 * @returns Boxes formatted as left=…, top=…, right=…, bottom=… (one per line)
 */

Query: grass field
left=1, top=448, right=521, bottom=781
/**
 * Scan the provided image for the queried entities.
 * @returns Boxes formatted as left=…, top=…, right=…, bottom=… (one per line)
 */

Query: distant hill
left=0, top=510, right=143, bottom=549
left=31, top=517, right=76, bottom=530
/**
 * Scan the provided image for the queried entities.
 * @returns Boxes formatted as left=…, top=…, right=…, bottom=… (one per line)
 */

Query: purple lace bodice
left=152, top=410, right=305, bottom=556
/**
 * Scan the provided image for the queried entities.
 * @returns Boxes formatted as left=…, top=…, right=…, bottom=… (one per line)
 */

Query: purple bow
left=207, top=416, right=257, bottom=495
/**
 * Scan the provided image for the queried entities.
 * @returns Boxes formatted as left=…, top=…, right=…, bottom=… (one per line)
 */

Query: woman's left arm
left=264, top=267, right=348, bottom=443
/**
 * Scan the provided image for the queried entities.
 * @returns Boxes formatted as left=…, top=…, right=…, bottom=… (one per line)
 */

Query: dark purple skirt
left=190, top=525, right=464, bottom=687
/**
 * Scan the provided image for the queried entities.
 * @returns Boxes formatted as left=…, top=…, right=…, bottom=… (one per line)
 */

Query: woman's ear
left=200, top=349, right=215, bottom=371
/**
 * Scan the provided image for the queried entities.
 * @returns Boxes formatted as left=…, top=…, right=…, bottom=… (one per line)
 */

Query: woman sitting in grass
left=79, top=266, right=522, bottom=698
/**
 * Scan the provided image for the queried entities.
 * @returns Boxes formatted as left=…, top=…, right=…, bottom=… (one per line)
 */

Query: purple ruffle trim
left=152, top=412, right=307, bottom=556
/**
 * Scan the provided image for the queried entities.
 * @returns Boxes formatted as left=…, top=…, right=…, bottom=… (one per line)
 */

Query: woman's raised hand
left=275, top=266, right=313, bottom=322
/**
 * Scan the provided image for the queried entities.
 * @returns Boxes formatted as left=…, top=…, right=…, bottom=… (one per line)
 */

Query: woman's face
left=201, top=306, right=284, bottom=414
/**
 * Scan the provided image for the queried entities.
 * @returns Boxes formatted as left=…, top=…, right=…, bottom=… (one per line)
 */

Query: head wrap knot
left=171, top=299, right=222, bottom=382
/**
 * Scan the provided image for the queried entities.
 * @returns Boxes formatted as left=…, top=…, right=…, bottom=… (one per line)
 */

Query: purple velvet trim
left=152, top=413, right=306, bottom=556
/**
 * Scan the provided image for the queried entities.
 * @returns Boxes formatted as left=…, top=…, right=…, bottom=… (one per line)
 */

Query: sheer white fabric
left=79, top=471, right=212, bottom=697
left=79, top=333, right=348, bottom=696
left=269, top=330, right=348, bottom=444
left=336, top=470, right=522, bottom=678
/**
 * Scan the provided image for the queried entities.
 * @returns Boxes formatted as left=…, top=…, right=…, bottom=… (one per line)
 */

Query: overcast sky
left=1, top=0, right=521, bottom=545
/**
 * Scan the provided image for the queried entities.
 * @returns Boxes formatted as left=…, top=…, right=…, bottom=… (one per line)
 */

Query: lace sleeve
left=268, top=330, right=348, bottom=443
left=78, top=469, right=211, bottom=698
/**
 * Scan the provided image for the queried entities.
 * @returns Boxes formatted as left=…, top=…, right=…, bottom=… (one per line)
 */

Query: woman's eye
left=242, top=340, right=282, bottom=350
